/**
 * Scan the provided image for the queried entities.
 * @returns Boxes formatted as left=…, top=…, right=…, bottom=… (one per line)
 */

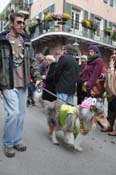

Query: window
left=24, top=0, right=32, bottom=5
left=103, top=20, right=112, bottom=37
left=71, top=10, right=80, bottom=30
left=95, top=17, right=101, bottom=36
left=71, top=12, right=74, bottom=28
left=104, top=20, right=108, bottom=28
left=23, top=0, right=32, bottom=10
left=82, top=11, right=88, bottom=32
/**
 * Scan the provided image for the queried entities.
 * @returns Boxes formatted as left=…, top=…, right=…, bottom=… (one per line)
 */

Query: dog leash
left=36, top=82, right=75, bottom=105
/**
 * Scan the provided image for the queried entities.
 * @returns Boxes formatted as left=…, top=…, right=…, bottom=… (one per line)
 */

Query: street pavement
left=0, top=98, right=116, bottom=175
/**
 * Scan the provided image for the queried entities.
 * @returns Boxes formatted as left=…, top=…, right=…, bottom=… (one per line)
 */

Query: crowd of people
left=34, top=45, right=116, bottom=138
left=0, top=12, right=116, bottom=159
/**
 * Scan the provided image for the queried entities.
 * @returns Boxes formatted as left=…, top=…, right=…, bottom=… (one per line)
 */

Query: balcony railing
left=30, top=20, right=116, bottom=47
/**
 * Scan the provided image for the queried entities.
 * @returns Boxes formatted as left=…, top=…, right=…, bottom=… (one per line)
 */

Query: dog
left=34, top=91, right=109, bottom=151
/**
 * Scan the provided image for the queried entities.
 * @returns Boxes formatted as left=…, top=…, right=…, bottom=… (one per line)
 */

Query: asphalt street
left=0, top=98, right=116, bottom=175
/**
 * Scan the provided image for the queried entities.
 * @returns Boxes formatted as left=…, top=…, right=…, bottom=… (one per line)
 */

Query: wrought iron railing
left=31, top=20, right=116, bottom=47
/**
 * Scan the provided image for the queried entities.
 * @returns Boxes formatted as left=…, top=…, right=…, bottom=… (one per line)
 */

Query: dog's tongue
left=80, top=100, right=92, bottom=108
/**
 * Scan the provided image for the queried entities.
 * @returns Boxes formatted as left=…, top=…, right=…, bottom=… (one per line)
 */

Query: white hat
left=45, top=55, right=56, bottom=62
left=81, top=55, right=88, bottom=61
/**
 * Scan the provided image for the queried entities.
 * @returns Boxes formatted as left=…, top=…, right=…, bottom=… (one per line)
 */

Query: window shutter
left=39, top=12, right=42, bottom=19
left=104, top=20, right=108, bottom=28
left=48, top=5, right=55, bottom=28
left=83, top=11, right=88, bottom=19
left=64, top=2, right=72, bottom=14
left=64, top=2, right=72, bottom=32
left=48, top=4, right=55, bottom=13
left=90, top=13, right=95, bottom=20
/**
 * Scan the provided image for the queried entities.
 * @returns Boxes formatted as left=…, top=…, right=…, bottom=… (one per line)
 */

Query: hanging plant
left=44, top=13, right=71, bottom=22
left=111, top=29, right=116, bottom=41
left=62, top=13, right=72, bottom=21
left=26, top=21, right=38, bottom=34
left=4, top=9, right=10, bottom=20
left=104, top=27, right=112, bottom=36
left=44, top=13, right=54, bottom=22
left=81, top=19, right=97, bottom=31
left=0, top=13, right=5, bottom=20
left=4, top=24, right=10, bottom=31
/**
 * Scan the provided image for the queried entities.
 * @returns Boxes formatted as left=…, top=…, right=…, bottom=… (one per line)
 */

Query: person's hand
left=82, top=82, right=87, bottom=92
left=35, top=80, right=41, bottom=88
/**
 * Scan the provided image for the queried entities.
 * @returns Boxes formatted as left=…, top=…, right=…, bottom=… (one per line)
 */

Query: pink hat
left=80, top=99, right=92, bottom=108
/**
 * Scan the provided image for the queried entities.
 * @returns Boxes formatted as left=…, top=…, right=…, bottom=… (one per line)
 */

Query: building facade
left=0, top=0, right=116, bottom=65
left=30, top=0, right=116, bottom=65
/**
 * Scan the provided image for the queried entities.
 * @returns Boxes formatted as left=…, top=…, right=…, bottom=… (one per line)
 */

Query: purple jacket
left=80, top=58, right=103, bottom=89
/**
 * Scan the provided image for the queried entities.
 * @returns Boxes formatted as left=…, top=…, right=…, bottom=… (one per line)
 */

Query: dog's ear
left=90, top=105, right=97, bottom=112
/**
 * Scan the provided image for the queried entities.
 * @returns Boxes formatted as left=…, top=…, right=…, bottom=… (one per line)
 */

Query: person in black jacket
left=54, top=44, right=79, bottom=105
left=42, top=55, right=57, bottom=101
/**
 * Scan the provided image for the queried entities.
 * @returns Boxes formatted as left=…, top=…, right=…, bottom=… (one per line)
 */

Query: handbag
left=105, top=59, right=116, bottom=97
left=90, top=78, right=105, bottom=97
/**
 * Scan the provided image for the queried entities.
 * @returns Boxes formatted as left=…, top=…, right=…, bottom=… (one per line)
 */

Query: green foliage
left=112, top=30, right=116, bottom=41
left=81, top=19, right=97, bottom=31
left=104, top=27, right=112, bottom=36
left=44, top=13, right=71, bottom=22
left=25, top=20, right=38, bottom=34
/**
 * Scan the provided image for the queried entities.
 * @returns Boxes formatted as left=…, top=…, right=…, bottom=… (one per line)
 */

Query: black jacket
left=42, top=62, right=57, bottom=101
left=55, top=53, right=78, bottom=95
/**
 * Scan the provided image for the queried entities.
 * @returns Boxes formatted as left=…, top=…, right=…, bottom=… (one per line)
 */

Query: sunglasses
left=15, top=21, right=25, bottom=25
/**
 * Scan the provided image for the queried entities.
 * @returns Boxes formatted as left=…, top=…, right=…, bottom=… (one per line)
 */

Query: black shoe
left=4, top=147, right=15, bottom=158
left=100, top=127, right=113, bottom=132
left=13, top=144, right=27, bottom=152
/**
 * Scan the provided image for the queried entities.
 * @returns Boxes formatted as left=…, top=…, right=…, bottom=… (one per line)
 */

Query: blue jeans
left=2, top=88, right=28, bottom=148
left=57, top=93, right=74, bottom=105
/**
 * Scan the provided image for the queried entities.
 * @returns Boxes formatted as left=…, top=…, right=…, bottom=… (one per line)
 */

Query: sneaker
left=4, top=147, right=15, bottom=158
left=13, top=144, right=27, bottom=152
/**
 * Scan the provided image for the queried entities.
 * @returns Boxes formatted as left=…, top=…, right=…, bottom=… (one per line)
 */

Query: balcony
left=31, top=20, right=116, bottom=48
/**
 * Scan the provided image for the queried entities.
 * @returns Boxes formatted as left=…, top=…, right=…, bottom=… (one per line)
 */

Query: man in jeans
left=0, top=12, right=41, bottom=157
left=54, top=44, right=78, bottom=105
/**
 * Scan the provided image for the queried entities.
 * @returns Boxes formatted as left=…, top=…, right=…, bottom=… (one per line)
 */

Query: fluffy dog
left=34, top=91, right=109, bottom=151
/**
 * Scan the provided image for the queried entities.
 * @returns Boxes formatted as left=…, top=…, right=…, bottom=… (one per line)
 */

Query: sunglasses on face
left=15, top=21, right=25, bottom=25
